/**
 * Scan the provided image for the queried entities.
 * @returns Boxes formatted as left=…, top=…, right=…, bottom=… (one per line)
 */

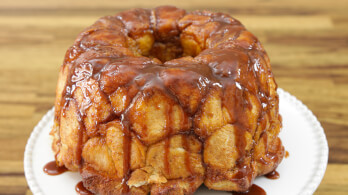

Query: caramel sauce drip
left=182, top=135, right=193, bottom=174
left=43, top=161, right=68, bottom=176
left=265, top=170, right=280, bottom=180
left=121, top=120, right=132, bottom=194
left=232, top=184, right=266, bottom=195
left=75, top=181, right=93, bottom=195
left=285, top=151, right=290, bottom=158
left=163, top=138, right=171, bottom=176
left=76, top=101, right=86, bottom=167
left=163, top=104, right=173, bottom=176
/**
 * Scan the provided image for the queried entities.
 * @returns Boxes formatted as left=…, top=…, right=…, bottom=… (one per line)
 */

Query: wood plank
left=0, top=161, right=24, bottom=174
left=0, top=0, right=347, bottom=14
left=0, top=15, right=334, bottom=30
left=0, top=176, right=27, bottom=194
left=316, top=164, right=348, bottom=195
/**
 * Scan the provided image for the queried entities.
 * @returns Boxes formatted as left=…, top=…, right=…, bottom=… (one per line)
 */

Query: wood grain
left=0, top=0, right=347, bottom=194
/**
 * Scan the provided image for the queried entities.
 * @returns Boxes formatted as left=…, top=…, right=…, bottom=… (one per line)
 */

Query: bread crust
left=51, top=5, right=284, bottom=194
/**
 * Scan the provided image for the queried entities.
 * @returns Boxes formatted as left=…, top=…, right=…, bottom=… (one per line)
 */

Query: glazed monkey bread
left=51, top=5, right=284, bottom=194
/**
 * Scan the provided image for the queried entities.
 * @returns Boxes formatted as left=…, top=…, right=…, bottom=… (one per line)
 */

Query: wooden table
left=0, top=0, right=347, bottom=194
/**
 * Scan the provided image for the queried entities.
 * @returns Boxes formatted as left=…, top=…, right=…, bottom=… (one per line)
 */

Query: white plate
left=24, top=88, right=328, bottom=195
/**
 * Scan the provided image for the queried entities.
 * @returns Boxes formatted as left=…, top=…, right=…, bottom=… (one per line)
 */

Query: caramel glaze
left=43, top=161, right=68, bottom=175
left=164, top=104, right=173, bottom=176
left=232, top=184, right=266, bottom=195
left=182, top=135, right=193, bottom=175
left=76, top=181, right=93, bottom=195
left=120, top=119, right=132, bottom=194
left=51, top=5, right=284, bottom=193
left=264, top=170, right=280, bottom=180
left=285, top=151, right=290, bottom=158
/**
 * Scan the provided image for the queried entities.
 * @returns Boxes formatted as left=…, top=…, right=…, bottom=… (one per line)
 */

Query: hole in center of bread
left=128, top=33, right=201, bottom=63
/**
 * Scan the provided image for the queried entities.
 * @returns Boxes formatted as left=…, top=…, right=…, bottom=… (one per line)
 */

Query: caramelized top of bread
left=51, top=6, right=284, bottom=194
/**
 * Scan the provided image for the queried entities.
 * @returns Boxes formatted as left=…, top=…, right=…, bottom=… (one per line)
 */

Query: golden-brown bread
left=50, top=5, right=284, bottom=194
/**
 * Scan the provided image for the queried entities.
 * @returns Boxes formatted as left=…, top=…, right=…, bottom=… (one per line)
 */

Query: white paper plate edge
left=24, top=88, right=329, bottom=195
left=277, top=88, right=329, bottom=195
left=24, top=107, right=54, bottom=195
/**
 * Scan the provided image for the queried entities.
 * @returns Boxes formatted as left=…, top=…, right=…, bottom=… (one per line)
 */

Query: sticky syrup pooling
left=50, top=5, right=284, bottom=195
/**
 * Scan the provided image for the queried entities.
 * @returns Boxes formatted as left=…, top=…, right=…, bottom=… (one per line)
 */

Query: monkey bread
left=50, top=5, right=284, bottom=194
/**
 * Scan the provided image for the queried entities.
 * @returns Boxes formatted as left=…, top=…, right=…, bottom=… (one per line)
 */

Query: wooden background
left=0, top=0, right=347, bottom=194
